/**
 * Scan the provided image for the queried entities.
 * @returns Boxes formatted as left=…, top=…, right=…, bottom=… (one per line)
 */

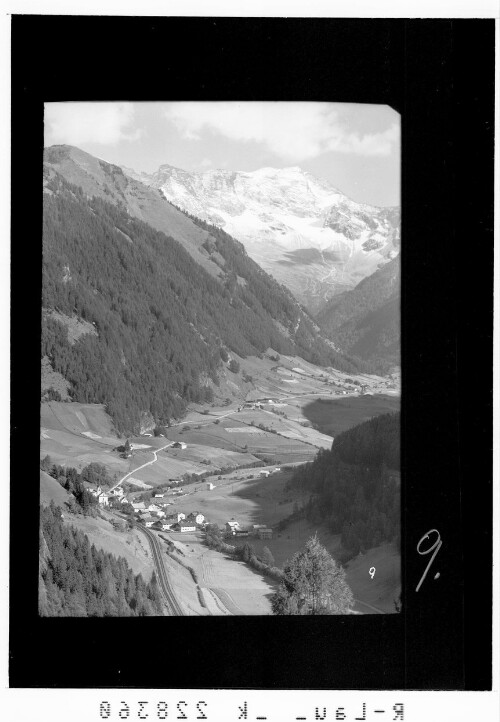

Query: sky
left=44, top=101, right=400, bottom=207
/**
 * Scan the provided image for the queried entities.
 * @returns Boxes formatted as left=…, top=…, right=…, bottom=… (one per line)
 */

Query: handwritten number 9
left=416, top=528, right=442, bottom=592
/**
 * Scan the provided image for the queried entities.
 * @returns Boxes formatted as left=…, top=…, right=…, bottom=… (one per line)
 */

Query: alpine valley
left=40, top=144, right=401, bottom=618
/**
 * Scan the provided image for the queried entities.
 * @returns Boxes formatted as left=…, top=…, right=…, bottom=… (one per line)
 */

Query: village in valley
left=88, top=467, right=277, bottom=541
left=40, top=352, right=400, bottom=616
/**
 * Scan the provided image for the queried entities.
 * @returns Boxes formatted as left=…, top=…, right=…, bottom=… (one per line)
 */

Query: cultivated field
left=40, top=401, right=127, bottom=475
left=39, top=352, right=400, bottom=615
left=163, top=532, right=276, bottom=615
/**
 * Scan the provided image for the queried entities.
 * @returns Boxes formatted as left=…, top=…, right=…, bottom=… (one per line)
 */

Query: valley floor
left=40, top=351, right=401, bottom=616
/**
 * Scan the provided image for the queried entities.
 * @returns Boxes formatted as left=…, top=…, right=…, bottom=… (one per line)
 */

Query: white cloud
left=164, top=102, right=399, bottom=161
left=45, top=102, right=141, bottom=146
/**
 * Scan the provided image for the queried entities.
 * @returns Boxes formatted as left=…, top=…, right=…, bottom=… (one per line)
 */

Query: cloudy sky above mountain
left=44, top=101, right=400, bottom=206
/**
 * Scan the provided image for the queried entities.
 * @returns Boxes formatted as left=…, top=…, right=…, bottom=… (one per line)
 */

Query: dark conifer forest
left=39, top=503, right=163, bottom=616
left=42, top=172, right=370, bottom=433
left=290, top=412, right=400, bottom=559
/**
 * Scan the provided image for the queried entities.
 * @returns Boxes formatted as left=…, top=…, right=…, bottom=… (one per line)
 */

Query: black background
left=10, top=17, right=493, bottom=690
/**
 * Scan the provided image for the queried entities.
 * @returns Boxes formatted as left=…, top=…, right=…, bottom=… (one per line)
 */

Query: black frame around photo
left=10, top=16, right=493, bottom=690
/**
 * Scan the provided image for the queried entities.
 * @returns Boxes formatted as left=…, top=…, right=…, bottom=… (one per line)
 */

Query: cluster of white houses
left=87, top=484, right=273, bottom=538
left=87, top=484, right=126, bottom=507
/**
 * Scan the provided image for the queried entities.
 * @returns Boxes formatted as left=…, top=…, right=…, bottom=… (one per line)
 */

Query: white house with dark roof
left=173, top=520, right=196, bottom=533
left=155, top=519, right=174, bottom=531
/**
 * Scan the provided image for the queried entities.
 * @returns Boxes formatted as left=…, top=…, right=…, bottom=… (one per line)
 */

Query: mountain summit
left=122, top=163, right=400, bottom=312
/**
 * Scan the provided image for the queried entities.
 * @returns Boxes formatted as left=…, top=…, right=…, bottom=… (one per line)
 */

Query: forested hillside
left=316, top=256, right=400, bottom=372
left=42, top=171, right=370, bottom=433
left=39, top=503, right=163, bottom=616
left=290, top=413, right=400, bottom=559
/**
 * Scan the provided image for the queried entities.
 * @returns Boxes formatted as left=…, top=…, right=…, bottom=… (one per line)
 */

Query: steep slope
left=291, top=412, right=400, bottom=559
left=42, top=168, right=370, bottom=433
left=123, top=163, right=400, bottom=312
left=316, top=256, right=400, bottom=372
left=44, top=145, right=222, bottom=279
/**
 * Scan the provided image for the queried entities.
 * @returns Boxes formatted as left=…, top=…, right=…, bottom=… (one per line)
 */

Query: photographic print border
left=10, top=15, right=493, bottom=690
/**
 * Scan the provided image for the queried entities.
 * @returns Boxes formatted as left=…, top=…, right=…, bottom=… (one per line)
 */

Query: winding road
left=109, top=441, right=173, bottom=492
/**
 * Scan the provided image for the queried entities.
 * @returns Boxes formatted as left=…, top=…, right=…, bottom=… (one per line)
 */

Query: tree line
left=41, top=456, right=110, bottom=515
left=39, top=502, right=163, bottom=616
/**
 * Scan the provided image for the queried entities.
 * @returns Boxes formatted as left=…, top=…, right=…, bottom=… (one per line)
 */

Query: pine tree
left=271, top=535, right=354, bottom=615
left=261, top=546, right=275, bottom=567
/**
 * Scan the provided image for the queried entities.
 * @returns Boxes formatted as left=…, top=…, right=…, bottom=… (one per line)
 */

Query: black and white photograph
left=8, top=12, right=494, bottom=703
left=39, top=101, right=401, bottom=617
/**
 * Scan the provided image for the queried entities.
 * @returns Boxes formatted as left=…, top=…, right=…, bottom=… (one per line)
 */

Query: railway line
left=111, top=509, right=185, bottom=616
left=138, top=524, right=185, bottom=615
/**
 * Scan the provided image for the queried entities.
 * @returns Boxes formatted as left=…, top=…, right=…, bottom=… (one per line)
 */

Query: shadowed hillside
left=42, top=168, right=371, bottom=433
left=317, top=256, right=400, bottom=372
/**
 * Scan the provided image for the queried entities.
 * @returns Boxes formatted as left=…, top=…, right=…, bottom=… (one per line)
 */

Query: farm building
left=226, top=520, right=240, bottom=534
left=154, top=493, right=165, bottom=498
left=132, top=501, right=146, bottom=513
left=173, top=521, right=197, bottom=533
left=187, top=512, right=205, bottom=525
left=207, top=482, right=215, bottom=490
left=172, top=441, right=187, bottom=450
left=155, top=519, right=174, bottom=531
left=97, top=493, right=110, bottom=506
left=259, top=470, right=270, bottom=478
left=258, top=528, right=273, bottom=540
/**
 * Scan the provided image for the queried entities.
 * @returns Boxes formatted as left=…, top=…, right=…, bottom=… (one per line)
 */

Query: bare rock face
left=124, top=163, right=400, bottom=313
left=139, top=411, right=156, bottom=435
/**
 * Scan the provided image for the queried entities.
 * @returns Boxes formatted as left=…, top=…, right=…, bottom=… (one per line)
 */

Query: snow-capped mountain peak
left=121, top=162, right=400, bottom=312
